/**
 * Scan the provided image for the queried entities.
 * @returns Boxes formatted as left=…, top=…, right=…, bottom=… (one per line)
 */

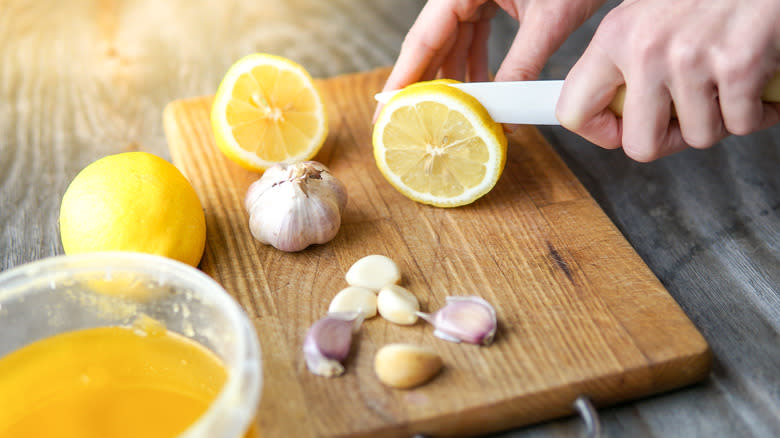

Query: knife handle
left=608, top=70, right=780, bottom=116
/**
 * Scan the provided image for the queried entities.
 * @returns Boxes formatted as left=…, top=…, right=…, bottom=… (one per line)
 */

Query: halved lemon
left=211, top=53, right=328, bottom=172
left=372, top=82, right=507, bottom=207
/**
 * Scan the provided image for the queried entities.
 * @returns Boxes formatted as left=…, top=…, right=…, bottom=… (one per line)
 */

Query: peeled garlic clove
left=303, top=312, right=363, bottom=377
left=345, top=255, right=401, bottom=291
left=417, top=296, right=497, bottom=345
left=374, top=343, right=443, bottom=389
left=328, top=286, right=377, bottom=318
left=377, top=285, right=419, bottom=325
left=245, top=161, right=347, bottom=252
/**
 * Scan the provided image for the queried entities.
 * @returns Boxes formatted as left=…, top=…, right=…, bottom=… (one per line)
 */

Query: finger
left=440, top=23, right=474, bottom=82
left=495, top=6, right=581, bottom=82
left=669, top=77, right=726, bottom=149
left=719, top=72, right=780, bottom=136
left=651, top=118, right=698, bottom=160
left=423, top=31, right=457, bottom=81
left=376, top=37, right=449, bottom=124
left=439, top=22, right=473, bottom=81
left=373, top=1, right=463, bottom=123
left=467, top=18, right=491, bottom=82
left=566, top=108, right=623, bottom=150
left=379, top=1, right=462, bottom=93
left=758, top=101, right=780, bottom=130
left=621, top=78, right=683, bottom=162
left=556, top=45, right=624, bottom=149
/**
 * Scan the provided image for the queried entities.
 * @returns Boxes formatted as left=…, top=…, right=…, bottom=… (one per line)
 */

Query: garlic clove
left=417, top=296, right=497, bottom=345
left=245, top=161, right=347, bottom=252
left=377, top=284, right=419, bottom=325
left=328, top=286, right=378, bottom=318
left=374, top=343, right=443, bottom=389
left=345, top=254, right=401, bottom=291
left=303, top=312, right=363, bottom=377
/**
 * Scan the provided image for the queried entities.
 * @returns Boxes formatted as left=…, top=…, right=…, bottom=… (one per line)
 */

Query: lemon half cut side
left=372, top=82, right=507, bottom=208
left=210, top=53, right=328, bottom=172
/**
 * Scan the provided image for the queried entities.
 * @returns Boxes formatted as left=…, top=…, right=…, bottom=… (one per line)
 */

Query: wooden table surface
left=1, top=1, right=777, bottom=437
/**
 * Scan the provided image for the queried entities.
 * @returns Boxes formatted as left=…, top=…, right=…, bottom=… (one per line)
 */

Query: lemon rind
left=373, top=84, right=507, bottom=207
left=211, top=53, right=328, bottom=172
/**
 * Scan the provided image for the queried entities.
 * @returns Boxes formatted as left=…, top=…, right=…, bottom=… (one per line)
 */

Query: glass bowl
left=0, top=252, right=262, bottom=438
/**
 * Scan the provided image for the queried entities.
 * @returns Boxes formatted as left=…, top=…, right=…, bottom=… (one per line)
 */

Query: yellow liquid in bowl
left=0, top=325, right=227, bottom=438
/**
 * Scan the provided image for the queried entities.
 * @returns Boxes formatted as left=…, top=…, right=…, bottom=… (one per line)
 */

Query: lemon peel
left=210, top=53, right=328, bottom=172
left=372, top=82, right=507, bottom=207
left=59, top=152, right=206, bottom=267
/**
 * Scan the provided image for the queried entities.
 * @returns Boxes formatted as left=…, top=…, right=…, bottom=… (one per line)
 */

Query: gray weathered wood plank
left=0, top=0, right=777, bottom=436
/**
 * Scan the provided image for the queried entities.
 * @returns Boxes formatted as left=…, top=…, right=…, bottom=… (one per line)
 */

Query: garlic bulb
left=245, top=161, right=347, bottom=252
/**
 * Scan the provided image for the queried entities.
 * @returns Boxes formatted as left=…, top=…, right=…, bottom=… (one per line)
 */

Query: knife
left=374, top=72, right=780, bottom=125
left=374, top=81, right=564, bottom=125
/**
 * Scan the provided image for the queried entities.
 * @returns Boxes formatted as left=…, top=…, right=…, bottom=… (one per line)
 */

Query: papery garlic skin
left=303, top=312, right=363, bottom=377
left=245, top=161, right=347, bottom=252
left=417, top=296, right=497, bottom=345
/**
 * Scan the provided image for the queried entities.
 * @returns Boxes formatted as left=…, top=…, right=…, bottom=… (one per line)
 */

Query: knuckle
left=498, top=64, right=542, bottom=81
left=633, top=37, right=664, bottom=70
left=621, top=142, right=658, bottom=163
left=401, top=26, right=439, bottom=54
left=681, top=131, right=718, bottom=149
left=452, top=0, right=486, bottom=20
left=562, top=114, right=622, bottom=149
left=724, top=118, right=759, bottom=136
left=668, top=44, right=703, bottom=75
left=400, top=31, right=423, bottom=52
left=537, top=6, right=571, bottom=32
left=594, top=9, right=626, bottom=42
left=714, top=48, right=761, bottom=86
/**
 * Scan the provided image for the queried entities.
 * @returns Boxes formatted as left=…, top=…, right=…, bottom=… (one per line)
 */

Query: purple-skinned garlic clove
left=303, top=312, right=364, bottom=377
left=417, top=296, right=497, bottom=345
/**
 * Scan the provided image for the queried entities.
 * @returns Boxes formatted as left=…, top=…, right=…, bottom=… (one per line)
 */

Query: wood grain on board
left=163, top=67, right=711, bottom=437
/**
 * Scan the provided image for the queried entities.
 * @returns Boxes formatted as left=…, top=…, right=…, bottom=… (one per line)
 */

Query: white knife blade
left=374, top=80, right=564, bottom=125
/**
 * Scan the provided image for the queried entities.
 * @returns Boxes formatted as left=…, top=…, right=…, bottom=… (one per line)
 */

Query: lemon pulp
left=373, top=82, right=507, bottom=207
left=211, top=53, right=328, bottom=172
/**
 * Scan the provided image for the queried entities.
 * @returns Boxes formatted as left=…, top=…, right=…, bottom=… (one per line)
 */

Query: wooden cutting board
left=163, top=67, right=711, bottom=437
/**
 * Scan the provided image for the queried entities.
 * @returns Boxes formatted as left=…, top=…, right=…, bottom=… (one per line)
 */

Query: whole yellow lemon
left=59, top=152, right=206, bottom=267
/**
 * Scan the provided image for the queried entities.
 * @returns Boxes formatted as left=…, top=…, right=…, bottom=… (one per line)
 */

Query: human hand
left=375, top=0, right=605, bottom=120
left=556, top=0, right=780, bottom=162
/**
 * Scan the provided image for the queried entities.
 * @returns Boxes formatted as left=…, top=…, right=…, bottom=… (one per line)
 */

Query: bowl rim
left=0, top=251, right=262, bottom=438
